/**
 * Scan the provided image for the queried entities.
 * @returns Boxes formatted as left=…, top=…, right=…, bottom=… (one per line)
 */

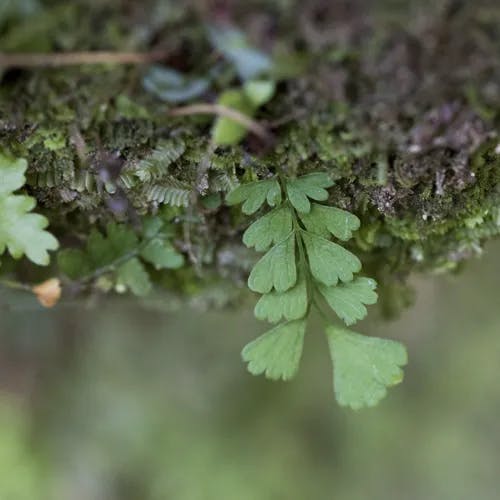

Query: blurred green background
left=0, top=241, right=499, bottom=500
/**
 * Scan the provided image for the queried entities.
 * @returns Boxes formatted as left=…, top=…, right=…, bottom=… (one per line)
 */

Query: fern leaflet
left=143, top=178, right=192, bottom=207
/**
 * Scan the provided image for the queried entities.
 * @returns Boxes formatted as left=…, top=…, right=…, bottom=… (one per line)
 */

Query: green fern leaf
left=226, top=179, right=281, bottom=214
left=0, top=155, right=26, bottom=193
left=116, top=257, right=152, bottom=296
left=243, top=206, right=292, bottom=251
left=27, top=166, right=66, bottom=189
left=141, top=239, right=184, bottom=270
left=56, top=248, right=91, bottom=280
left=326, top=326, right=407, bottom=409
left=254, top=274, right=308, bottom=323
left=0, top=154, right=58, bottom=266
left=242, top=319, right=306, bottom=381
left=319, top=278, right=378, bottom=326
left=299, top=204, right=360, bottom=241
left=285, top=173, right=334, bottom=213
left=58, top=218, right=183, bottom=295
left=58, top=223, right=137, bottom=278
left=89, top=224, right=138, bottom=267
left=301, top=231, right=361, bottom=286
left=248, top=233, right=296, bottom=293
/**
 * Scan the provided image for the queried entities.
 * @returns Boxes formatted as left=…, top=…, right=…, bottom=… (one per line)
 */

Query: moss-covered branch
left=1, top=0, right=499, bottom=314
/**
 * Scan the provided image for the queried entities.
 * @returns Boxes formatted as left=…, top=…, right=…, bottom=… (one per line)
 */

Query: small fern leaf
left=141, top=239, right=184, bottom=270
left=299, top=204, right=360, bottom=241
left=248, top=233, right=296, bottom=293
left=326, top=326, right=407, bottom=409
left=243, top=206, right=293, bottom=251
left=319, top=278, right=378, bottom=326
left=0, top=154, right=59, bottom=266
left=144, top=178, right=191, bottom=207
left=226, top=179, right=282, bottom=214
left=254, top=275, right=308, bottom=323
left=116, top=257, right=152, bottom=296
left=242, top=319, right=306, bottom=381
left=286, top=173, right=334, bottom=213
left=301, top=231, right=361, bottom=286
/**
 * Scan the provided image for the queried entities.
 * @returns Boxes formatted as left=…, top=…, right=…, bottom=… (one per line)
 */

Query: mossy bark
left=1, top=0, right=499, bottom=314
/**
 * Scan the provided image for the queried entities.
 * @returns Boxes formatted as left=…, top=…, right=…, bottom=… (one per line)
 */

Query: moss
left=1, top=0, right=500, bottom=315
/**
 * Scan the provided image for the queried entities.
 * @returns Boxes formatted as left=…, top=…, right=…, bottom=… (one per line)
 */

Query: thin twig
left=168, top=104, right=274, bottom=143
left=0, top=51, right=170, bottom=68
left=0, top=279, right=31, bottom=292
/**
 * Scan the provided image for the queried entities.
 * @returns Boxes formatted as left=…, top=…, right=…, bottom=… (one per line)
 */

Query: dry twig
left=169, top=104, right=274, bottom=143
left=0, top=51, right=169, bottom=68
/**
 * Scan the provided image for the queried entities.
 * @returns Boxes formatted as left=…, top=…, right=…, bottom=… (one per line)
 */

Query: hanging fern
left=226, top=172, right=408, bottom=409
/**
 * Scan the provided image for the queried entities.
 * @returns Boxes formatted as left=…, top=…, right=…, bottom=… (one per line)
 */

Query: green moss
left=1, top=0, right=500, bottom=315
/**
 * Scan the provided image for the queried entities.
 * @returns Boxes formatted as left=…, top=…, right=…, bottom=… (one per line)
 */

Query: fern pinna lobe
left=227, top=172, right=408, bottom=409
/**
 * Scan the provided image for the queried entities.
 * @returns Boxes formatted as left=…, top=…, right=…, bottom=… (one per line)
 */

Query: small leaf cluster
left=58, top=217, right=184, bottom=296
left=0, top=153, right=58, bottom=266
left=227, top=173, right=407, bottom=409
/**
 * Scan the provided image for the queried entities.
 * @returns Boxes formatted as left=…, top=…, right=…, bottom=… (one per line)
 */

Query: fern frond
left=126, top=138, right=186, bottom=185
left=119, top=171, right=136, bottom=189
left=27, top=167, right=66, bottom=188
left=70, top=169, right=97, bottom=193
left=144, top=178, right=192, bottom=207
left=210, top=171, right=239, bottom=193
left=228, top=172, right=407, bottom=409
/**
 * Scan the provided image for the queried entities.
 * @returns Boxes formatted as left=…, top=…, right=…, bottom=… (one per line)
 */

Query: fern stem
left=311, top=297, right=333, bottom=324
left=78, top=248, right=142, bottom=284
left=76, top=228, right=170, bottom=286
left=286, top=200, right=315, bottom=317
left=0, top=279, right=31, bottom=292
